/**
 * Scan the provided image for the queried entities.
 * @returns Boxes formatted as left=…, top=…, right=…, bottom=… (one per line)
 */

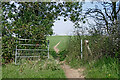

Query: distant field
left=47, top=36, right=70, bottom=51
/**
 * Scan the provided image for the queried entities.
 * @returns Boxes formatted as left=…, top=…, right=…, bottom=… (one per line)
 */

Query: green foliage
left=2, top=35, right=16, bottom=63
left=66, top=34, right=120, bottom=63
left=85, top=56, right=119, bottom=78
left=49, top=50, right=68, bottom=62
left=66, top=35, right=119, bottom=78
left=66, top=57, right=83, bottom=69
left=88, top=21, right=120, bottom=59
left=2, top=56, right=66, bottom=78
left=50, top=51, right=58, bottom=59
left=66, top=36, right=81, bottom=61
left=47, top=36, right=69, bottom=61
left=58, top=50, right=68, bottom=61
left=66, top=34, right=119, bottom=78
left=18, top=56, right=61, bottom=71
left=2, top=2, right=83, bottom=63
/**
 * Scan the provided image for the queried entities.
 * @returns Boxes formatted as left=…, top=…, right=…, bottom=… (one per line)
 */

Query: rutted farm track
left=54, top=41, right=85, bottom=78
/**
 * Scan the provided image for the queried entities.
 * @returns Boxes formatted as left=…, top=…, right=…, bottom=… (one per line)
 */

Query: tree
left=85, top=1, right=120, bottom=58
left=85, top=1, right=120, bottom=35
left=2, top=2, right=83, bottom=63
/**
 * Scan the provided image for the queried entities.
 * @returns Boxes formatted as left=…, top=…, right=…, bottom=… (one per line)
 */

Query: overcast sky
left=52, top=2, right=103, bottom=35
left=52, top=17, right=75, bottom=35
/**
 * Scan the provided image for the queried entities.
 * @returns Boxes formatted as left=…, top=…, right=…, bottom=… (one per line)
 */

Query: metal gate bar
left=15, top=38, right=49, bottom=65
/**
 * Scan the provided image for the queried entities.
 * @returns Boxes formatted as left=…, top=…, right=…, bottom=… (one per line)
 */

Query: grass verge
left=66, top=56, right=119, bottom=78
left=2, top=56, right=66, bottom=78
left=84, top=56, right=119, bottom=78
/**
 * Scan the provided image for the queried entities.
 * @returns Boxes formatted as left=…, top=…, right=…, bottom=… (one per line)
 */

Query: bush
left=2, top=34, right=48, bottom=63
left=66, top=36, right=81, bottom=61
left=2, top=35, right=16, bottom=63
left=50, top=51, right=58, bottom=59
left=66, top=33, right=120, bottom=66
left=58, top=50, right=68, bottom=61
left=19, top=56, right=61, bottom=72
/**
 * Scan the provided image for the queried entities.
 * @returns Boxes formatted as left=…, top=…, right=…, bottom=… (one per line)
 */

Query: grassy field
left=47, top=36, right=70, bottom=51
left=2, top=56, right=66, bottom=78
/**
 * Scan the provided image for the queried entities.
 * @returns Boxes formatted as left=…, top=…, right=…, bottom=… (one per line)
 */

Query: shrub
left=19, top=56, right=61, bottom=72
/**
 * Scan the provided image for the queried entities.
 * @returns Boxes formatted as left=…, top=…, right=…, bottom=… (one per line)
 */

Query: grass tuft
left=2, top=56, right=66, bottom=78
left=85, top=56, right=119, bottom=78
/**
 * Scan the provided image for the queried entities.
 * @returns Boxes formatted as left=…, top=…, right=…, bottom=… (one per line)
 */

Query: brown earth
left=61, top=63, right=85, bottom=78
left=54, top=42, right=85, bottom=78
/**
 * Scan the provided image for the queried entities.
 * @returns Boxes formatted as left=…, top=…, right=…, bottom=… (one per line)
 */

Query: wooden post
left=15, top=36, right=17, bottom=65
left=85, top=40, right=92, bottom=55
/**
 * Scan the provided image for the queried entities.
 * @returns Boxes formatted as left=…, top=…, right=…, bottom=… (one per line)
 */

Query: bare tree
left=85, top=1, right=120, bottom=35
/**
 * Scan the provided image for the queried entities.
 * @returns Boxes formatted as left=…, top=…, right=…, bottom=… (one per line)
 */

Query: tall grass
left=66, top=35, right=119, bottom=78
left=2, top=56, right=66, bottom=78
left=85, top=56, right=119, bottom=78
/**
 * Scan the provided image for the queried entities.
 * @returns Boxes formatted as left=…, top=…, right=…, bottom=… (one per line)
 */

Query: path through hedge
left=54, top=41, right=85, bottom=78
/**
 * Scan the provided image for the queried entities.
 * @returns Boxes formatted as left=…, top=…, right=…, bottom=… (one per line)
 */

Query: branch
left=116, top=4, right=120, bottom=14
left=86, top=9, right=109, bottom=33
left=104, top=7, right=112, bottom=21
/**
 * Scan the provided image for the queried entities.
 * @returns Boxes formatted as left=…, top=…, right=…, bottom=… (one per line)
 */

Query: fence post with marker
left=15, top=34, right=18, bottom=65
left=81, top=39, right=83, bottom=59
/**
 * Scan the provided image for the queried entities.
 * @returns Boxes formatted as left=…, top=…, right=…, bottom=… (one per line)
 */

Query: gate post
left=47, top=40, right=49, bottom=59
left=81, top=39, right=83, bottom=59
left=15, top=38, right=17, bottom=65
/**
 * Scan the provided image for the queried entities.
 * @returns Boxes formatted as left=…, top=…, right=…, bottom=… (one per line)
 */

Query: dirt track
left=54, top=41, right=61, bottom=53
left=54, top=42, right=85, bottom=78
left=61, top=63, right=85, bottom=78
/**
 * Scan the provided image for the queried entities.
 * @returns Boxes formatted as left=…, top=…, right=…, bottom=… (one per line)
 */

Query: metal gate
left=15, top=38, right=49, bottom=65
